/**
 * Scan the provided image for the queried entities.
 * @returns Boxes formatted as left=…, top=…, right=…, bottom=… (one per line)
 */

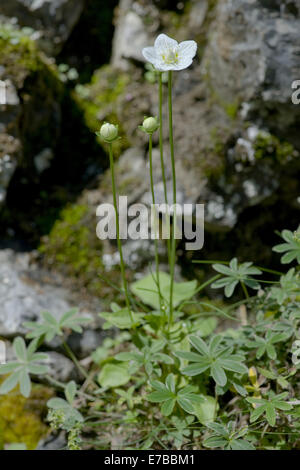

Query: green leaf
left=221, top=359, right=248, bottom=375
left=193, top=395, right=218, bottom=424
left=65, top=381, right=77, bottom=404
left=212, top=258, right=261, bottom=297
left=203, top=436, right=228, bottom=448
left=177, top=397, right=195, bottom=414
left=175, top=351, right=202, bottom=362
left=148, top=390, right=173, bottom=402
left=131, top=272, right=197, bottom=309
left=189, top=336, right=209, bottom=355
left=47, top=397, right=70, bottom=409
left=98, top=363, right=131, bottom=388
left=27, top=364, right=48, bottom=375
left=19, top=370, right=31, bottom=398
left=165, top=374, right=175, bottom=393
left=182, top=362, right=210, bottom=376
left=194, top=317, right=217, bottom=337
left=265, top=404, right=276, bottom=426
left=99, top=309, right=144, bottom=329
left=0, top=363, right=21, bottom=374
left=249, top=405, right=266, bottom=423
left=206, top=422, right=228, bottom=436
left=161, top=398, right=176, bottom=416
left=115, top=352, right=138, bottom=361
left=273, top=230, right=300, bottom=264
left=0, top=371, right=20, bottom=394
left=211, top=363, right=227, bottom=386
left=230, top=440, right=255, bottom=450
left=59, top=308, right=78, bottom=325
left=14, top=337, right=27, bottom=362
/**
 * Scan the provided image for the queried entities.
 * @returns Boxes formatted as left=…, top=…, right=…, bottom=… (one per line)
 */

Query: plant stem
left=241, top=281, right=249, bottom=299
left=158, top=72, right=171, bottom=265
left=62, top=341, right=89, bottom=381
left=168, top=70, right=177, bottom=329
left=149, top=134, right=163, bottom=314
left=159, top=73, right=168, bottom=206
left=108, top=143, right=134, bottom=324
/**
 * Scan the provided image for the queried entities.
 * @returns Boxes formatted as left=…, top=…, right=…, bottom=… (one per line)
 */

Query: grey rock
left=67, top=329, right=106, bottom=358
left=112, top=11, right=149, bottom=69
left=0, top=79, right=21, bottom=207
left=0, top=0, right=84, bottom=54
left=0, top=249, right=74, bottom=336
left=0, top=154, right=17, bottom=207
left=204, top=0, right=300, bottom=145
left=0, top=79, right=20, bottom=106
left=112, top=0, right=158, bottom=70
left=188, top=0, right=208, bottom=33
left=37, top=431, right=67, bottom=451
left=44, top=351, right=77, bottom=382
left=34, top=147, right=54, bottom=173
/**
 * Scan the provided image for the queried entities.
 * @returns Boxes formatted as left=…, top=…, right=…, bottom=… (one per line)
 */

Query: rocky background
left=0, top=0, right=300, bottom=447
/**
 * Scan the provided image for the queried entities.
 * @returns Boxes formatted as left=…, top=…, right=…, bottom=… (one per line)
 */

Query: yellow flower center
left=162, top=48, right=179, bottom=65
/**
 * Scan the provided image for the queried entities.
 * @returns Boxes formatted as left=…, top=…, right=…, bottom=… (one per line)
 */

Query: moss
left=39, top=201, right=134, bottom=302
left=223, top=101, right=240, bottom=120
left=208, top=84, right=240, bottom=120
left=253, top=132, right=298, bottom=164
left=197, top=128, right=227, bottom=180
left=0, top=380, right=53, bottom=450
left=39, top=203, right=103, bottom=282
left=74, top=65, right=130, bottom=157
left=0, top=25, right=61, bottom=87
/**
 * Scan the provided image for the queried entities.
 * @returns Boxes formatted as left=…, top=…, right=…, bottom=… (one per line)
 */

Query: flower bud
left=98, top=123, right=118, bottom=142
left=142, top=116, right=159, bottom=134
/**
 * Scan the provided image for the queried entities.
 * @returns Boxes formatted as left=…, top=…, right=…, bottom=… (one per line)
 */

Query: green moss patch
left=74, top=65, right=130, bottom=156
left=0, top=380, right=53, bottom=450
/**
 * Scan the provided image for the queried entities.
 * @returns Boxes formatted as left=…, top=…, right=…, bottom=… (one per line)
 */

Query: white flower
left=142, top=34, right=197, bottom=71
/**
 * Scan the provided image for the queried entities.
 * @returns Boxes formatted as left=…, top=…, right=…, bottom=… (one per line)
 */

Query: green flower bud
left=98, top=123, right=118, bottom=142
left=142, top=116, right=159, bottom=134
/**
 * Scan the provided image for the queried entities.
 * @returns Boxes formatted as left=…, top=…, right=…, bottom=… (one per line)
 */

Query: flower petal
left=142, top=47, right=158, bottom=64
left=154, top=34, right=178, bottom=54
left=172, top=57, right=194, bottom=71
left=152, top=61, right=175, bottom=71
left=178, top=40, right=197, bottom=60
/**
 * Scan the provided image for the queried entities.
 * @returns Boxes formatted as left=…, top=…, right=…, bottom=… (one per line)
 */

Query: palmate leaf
left=147, top=374, right=205, bottom=417
left=131, top=272, right=197, bottom=309
left=0, top=337, right=49, bottom=398
left=246, top=331, right=288, bottom=360
left=116, top=342, right=173, bottom=377
left=176, top=335, right=248, bottom=387
left=203, top=421, right=255, bottom=450
left=211, top=258, right=262, bottom=298
left=246, top=393, right=293, bottom=426
left=24, top=308, right=91, bottom=341
left=273, top=229, right=300, bottom=264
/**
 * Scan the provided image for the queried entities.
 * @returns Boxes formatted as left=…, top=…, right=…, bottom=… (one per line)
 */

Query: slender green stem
left=149, top=134, right=163, bottom=315
left=108, top=143, right=134, bottom=324
left=158, top=72, right=171, bottom=266
left=62, top=341, right=89, bottom=381
left=159, top=73, right=168, bottom=207
left=168, top=71, right=177, bottom=329
left=241, top=281, right=249, bottom=299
